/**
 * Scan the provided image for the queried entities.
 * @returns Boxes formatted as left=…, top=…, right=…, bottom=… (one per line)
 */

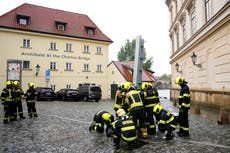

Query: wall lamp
left=175, top=62, right=182, bottom=73
left=35, top=64, right=40, bottom=76
left=191, top=52, right=202, bottom=68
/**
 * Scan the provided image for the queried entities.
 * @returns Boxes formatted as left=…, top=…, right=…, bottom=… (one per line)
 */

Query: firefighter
left=89, top=110, right=114, bottom=137
left=153, top=104, right=177, bottom=140
left=123, top=82, right=148, bottom=139
left=112, top=108, right=137, bottom=150
left=141, top=82, right=160, bottom=135
left=113, top=83, right=127, bottom=116
left=14, top=81, right=25, bottom=119
left=175, top=76, right=190, bottom=137
left=25, top=82, right=38, bottom=118
left=1, top=80, right=15, bottom=123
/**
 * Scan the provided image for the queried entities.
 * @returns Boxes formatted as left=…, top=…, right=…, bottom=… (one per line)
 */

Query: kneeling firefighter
left=153, top=104, right=177, bottom=140
left=112, top=109, right=137, bottom=150
left=89, top=110, right=114, bottom=137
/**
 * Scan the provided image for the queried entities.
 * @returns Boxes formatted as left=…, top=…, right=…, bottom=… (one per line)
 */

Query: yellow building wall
left=0, top=28, right=110, bottom=99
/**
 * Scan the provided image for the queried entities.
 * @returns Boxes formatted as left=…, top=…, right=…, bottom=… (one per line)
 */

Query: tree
left=117, top=38, right=153, bottom=70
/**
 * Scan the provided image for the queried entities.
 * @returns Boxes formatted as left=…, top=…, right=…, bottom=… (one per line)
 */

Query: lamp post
left=191, top=52, right=202, bottom=68
left=35, top=64, right=40, bottom=76
left=175, top=62, right=182, bottom=73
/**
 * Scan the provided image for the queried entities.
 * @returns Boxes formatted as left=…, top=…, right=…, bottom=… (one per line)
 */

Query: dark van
left=77, top=84, right=102, bottom=102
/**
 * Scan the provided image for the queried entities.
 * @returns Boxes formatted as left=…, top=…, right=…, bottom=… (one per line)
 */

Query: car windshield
left=90, top=87, right=101, bottom=92
left=67, top=89, right=78, bottom=93
left=41, top=88, right=53, bottom=92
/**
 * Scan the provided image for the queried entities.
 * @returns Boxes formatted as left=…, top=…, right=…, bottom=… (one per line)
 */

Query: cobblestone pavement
left=0, top=98, right=230, bottom=153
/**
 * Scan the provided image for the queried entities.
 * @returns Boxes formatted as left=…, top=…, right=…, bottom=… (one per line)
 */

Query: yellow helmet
left=153, top=104, right=163, bottom=114
left=116, top=108, right=126, bottom=117
left=13, top=81, right=19, bottom=86
left=141, top=82, right=149, bottom=90
left=6, top=80, right=12, bottom=86
left=102, top=113, right=111, bottom=121
left=28, top=82, right=34, bottom=87
left=121, top=82, right=132, bottom=91
left=175, top=76, right=185, bottom=85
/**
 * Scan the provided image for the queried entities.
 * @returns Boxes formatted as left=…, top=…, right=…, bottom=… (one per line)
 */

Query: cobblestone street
left=0, top=98, right=230, bottom=153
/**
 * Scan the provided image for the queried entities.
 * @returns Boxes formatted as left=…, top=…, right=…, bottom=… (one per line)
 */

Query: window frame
left=205, top=0, right=211, bottom=21
left=65, top=62, right=72, bottom=70
left=22, top=60, right=30, bottom=69
left=23, top=39, right=31, bottom=48
left=50, top=62, right=56, bottom=70
left=83, top=64, right=89, bottom=72
left=96, top=64, right=102, bottom=72
left=50, top=42, right=57, bottom=50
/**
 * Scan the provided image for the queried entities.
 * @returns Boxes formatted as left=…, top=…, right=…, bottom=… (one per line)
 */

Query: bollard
left=218, top=108, right=229, bottom=124
left=194, top=103, right=201, bottom=114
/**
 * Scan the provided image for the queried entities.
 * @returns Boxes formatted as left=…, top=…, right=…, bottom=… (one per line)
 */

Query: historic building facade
left=0, top=3, right=112, bottom=99
left=165, top=0, right=230, bottom=121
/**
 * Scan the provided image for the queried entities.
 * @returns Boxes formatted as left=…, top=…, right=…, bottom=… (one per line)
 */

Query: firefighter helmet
left=153, top=104, right=163, bottom=114
left=175, top=76, right=185, bottom=85
left=28, top=82, right=34, bottom=87
left=121, top=82, right=132, bottom=91
left=116, top=108, right=126, bottom=117
left=6, top=80, right=12, bottom=86
left=102, top=113, right=112, bottom=121
left=13, top=81, right=19, bottom=86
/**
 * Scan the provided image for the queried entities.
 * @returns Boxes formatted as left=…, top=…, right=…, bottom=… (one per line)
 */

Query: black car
left=56, top=88, right=80, bottom=101
left=77, top=84, right=102, bottom=102
left=34, top=87, right=56, bottom=101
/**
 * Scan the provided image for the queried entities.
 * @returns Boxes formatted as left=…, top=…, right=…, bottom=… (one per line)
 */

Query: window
left=84, top=45, right=89, bottom=53
left=57, top=24, right=65, bottom=30
left=85, top=26, right=95, bottom=35
left=51, top=85, right=56, bottom=91
left=50, top=42, right=57, bottom=50
left=23, top=39, right=30, bottom=48
left=191, top=10, right=196, bottom=35
left=19, top=19, right=28, bottom=25
left=205, top=0, right=211, bottom=21
left=66, top=43, right=72, bottom=51
left=66, top=84, right=71, bottom=89
left=22, top=61, right=30, bottom=69
left=176, top=28, right=179, bottom=49
left=17, top=15, right=30, bottom=25
left=96, top=46, right=102, bottom=54
left=50, top=62, right=56, bottom=70
left=182, top=22, right=186, bottom=43
left=55, top=21, right=66, bottom=31
left=66, top=62, right=72, bottom=70
left=83, top=64, right=89, bottom=71
left=97, top=65, right=102, bottom=72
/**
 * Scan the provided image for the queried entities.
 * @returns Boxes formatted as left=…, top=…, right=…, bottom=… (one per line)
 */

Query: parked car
left=56, top=88, right=80, bottom=101
left=34, top=87, right=56, bottom=101
left=77, top=83, right=102, bottom=102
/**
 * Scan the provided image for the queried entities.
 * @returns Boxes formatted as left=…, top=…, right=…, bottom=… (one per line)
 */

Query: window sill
left=22, top=68, right=32, bottom=71
left=96, top=71, right=103, bottom=73
left=21, top=47, right=32, bottom=49
left=95, top=53, right=103, bottom=55
left=64, top=50, right=74, bottom=53
left=49, top=49, right=58, bottom=51
left=82, top=52, right=91, bottom=54
left=64, top=69, right=74, bottom=71
left=50, top=69, right=58, bottom=71
left=82, top=70, right=91, bottom=72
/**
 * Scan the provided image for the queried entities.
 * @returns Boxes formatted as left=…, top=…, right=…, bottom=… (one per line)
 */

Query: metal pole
left=133, top=35, right=144, bottom=90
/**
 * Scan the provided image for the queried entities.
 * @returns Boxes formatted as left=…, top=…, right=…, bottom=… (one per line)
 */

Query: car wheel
left=84, top=96, right=89, bottom=102
left=95, top=99, right=100, bottom=102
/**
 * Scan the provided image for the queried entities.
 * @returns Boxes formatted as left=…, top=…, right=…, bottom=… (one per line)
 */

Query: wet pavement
left=0, top=99, right=230, bottom=153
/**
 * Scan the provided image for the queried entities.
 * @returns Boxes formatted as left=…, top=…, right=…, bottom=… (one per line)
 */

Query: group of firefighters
left=1, top=80, right=38, bottom=124
left=89, top=76, right=190, bottom=150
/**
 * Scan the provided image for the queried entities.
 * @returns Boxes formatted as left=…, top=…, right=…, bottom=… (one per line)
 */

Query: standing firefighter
left=112, top=108, right=137, bottom=150
left=1, top=81, right=15, bottom=123
left=141, top=82, right=160, bottom=135
left=25, top=82, right=38, bottom=118
left=113, top=84, right=127, bottom=115
left=175, top=76, right=190, bottom=137
left=153, top=104, right=177, bottom=140
left=89, top=110, right=114, bottom=137
left=14, top=81, right=25, bottom=119
left=123, top=82, right=147, bottom=139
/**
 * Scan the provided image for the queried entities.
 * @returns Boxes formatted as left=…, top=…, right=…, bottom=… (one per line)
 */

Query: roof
left=108, top=61, right=156, bottom=82
left=0, top=3, right=112, bottom=43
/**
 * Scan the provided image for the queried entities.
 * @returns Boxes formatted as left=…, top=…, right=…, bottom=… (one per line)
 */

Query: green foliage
left=117, top=38, right=153, bottom=70
left=159, top=73, right=171, bottom=81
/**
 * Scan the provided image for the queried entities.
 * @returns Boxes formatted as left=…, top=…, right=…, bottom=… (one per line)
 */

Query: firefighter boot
left=141, top=128, right=148, bottom=139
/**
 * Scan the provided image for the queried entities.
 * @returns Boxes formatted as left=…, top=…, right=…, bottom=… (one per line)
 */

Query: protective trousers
left=178, top=110, right=189, bottom=133
left=27, top=102, right=37, bottom=118
left=145, top=107, right=156, bottom=135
